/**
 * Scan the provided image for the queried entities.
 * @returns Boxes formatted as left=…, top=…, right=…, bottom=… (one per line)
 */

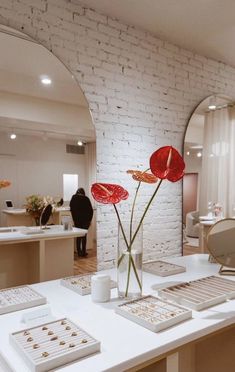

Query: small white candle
left=91, top=274, right=111, bottom=303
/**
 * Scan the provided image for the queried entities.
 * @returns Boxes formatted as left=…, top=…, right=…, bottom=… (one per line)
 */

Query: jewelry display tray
left=158, top=276, right=235, bottom=311
left=115, top=295, right=192, bottom=332
left=0, top=285, right=47, bottom=315
left=143, top=260, right=186, bottom=276
left=9, top=318, right=100, bottom=372
left=60, top=273, right=117, bottom=295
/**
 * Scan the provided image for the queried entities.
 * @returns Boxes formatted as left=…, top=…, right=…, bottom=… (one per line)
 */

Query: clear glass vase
left=117, top=221, right=143, bottom=299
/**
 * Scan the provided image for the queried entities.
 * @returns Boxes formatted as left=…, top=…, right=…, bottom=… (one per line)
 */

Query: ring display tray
left=143, top=260, right=186, bottom=276
left=61, top=273, right=117, bottom=295
left=158, top=275, right=235, bottom=311
left=115, top=295, right=192, bottom=332
left=0, top=286, right=47, bottom=315
left=10, top=318, right=100, bottom=372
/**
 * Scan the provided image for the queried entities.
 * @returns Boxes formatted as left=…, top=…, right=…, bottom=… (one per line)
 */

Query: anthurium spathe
left=127, top=170, right=158, bottom=184
left=91, top=183, right=129, bottom=204
left=150, top=146, right=185, bottom=182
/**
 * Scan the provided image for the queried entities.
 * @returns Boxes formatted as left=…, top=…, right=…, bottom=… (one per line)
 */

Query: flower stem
left=130, top=179, right=163, bottom=247
left=130, top=181, right=141, bottom=244
left=125, top=253, right=132, bottom=296
left=113, top=204, right=129, bottom=249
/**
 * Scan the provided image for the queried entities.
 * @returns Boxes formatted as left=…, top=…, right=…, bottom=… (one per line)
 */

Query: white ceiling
left=0, top=28, right=95, bottom=142
left=82, top=0, right=235, bottom=68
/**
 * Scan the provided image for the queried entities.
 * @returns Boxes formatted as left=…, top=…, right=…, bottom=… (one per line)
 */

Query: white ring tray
left=60, top=273, right=117, bottom=295
left=116, top=295, right=192, bottom=332
left=0, top=285, right=46, bottom=315
left=143, top=260, right=186, bottom=276
left=10, top=318, right=100, bottom=372
left=158, top=275, right=235, bottom=311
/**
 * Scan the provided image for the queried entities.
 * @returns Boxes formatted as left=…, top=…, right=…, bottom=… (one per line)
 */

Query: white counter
left=0, top=226, right=87, bottom=288
left=0, top=255, right=234, bottom=372
left=0, top=225, right=86, bottom=244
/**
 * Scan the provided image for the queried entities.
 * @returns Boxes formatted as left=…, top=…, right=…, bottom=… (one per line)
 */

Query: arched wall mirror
left=0, top=25, right=97, bottom=289
left=183, top=94, right=235, bottom=255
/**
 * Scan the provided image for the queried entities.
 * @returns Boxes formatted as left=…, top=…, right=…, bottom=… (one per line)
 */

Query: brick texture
left=1, top=0, right=235, bottom=269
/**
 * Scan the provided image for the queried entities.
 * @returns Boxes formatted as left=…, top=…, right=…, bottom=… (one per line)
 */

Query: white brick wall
left=1, top=0, right=235, bottom=269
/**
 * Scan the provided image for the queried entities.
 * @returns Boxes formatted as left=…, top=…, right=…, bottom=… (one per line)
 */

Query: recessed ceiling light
left=197, top=152, right=202, bottom=157
left=10, top=133, right=16, bottom=140
left=40, top=76, right=52, bottom=85
left=77, top=140, right=83, bottom=146
left=208, top=97, right=216, bottom=110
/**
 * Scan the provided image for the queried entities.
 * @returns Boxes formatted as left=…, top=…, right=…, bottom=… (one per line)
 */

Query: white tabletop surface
left=2, top=207, right=70, bottom=215
left=0, top=225, right=87, bottom=243
left=0, top=255, right=234, bottom=372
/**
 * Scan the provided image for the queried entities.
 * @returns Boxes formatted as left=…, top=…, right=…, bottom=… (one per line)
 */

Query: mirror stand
left=219, top=266, right=235, bottom=275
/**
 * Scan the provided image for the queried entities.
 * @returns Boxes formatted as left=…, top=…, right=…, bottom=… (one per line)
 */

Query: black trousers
left=76, top=235, right=87, bottom=256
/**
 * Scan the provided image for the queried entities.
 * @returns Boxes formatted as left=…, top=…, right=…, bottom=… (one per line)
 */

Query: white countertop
left=2, top=207, right=70, bottom=215
left=0, top=225, right=87, bottom=243
left=0, top=255, right=235, bottom=372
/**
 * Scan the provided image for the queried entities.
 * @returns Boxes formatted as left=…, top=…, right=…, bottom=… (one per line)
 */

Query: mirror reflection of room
left=0, top=26, right=97, bottom=289
left=183, top=95, right=235, bottom=255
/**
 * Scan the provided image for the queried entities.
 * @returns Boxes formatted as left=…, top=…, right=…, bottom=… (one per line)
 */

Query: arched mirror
left=0, top=25, right=97, bottom=289
left=183, top=94, right=235, bottom=255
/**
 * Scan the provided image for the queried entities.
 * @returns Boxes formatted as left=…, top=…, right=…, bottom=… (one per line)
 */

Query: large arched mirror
left=0, top=25, right=97, bottom=289
left=183, top=94, right=235, bottom=255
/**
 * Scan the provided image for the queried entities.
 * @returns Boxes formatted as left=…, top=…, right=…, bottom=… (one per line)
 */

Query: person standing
left=70, top=188, right=94, bottom=257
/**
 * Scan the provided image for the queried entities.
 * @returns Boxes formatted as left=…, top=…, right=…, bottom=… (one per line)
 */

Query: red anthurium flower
left=91, top=183, right=129, bottom=204
left=127, top=170, right=158, bottom=184
left=150, top=146, right=185, bottom=182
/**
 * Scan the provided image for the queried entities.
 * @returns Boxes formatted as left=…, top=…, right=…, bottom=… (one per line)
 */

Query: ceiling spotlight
left=208, top=96, right=216, bottom=110
left=10, top=133, right=16, bottom=140
left=40, top=76, right=52, bottom=85
left=186, top=151, right=190, bottom=156
left=197, top=152, right=202, bottom=158
left=77, top=140, right=83, bottom=146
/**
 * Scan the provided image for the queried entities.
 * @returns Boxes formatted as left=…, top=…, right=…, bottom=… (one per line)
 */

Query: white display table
left=0, top=255, right=235, bottom=372
left=0, top=225, right=87, bottom=288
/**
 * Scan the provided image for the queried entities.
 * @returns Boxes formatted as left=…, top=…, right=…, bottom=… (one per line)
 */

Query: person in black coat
left=70, top=188, right=94, bottom=257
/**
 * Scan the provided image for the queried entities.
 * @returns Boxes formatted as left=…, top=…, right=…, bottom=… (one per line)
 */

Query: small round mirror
left=207, top=218, right=235, bottom=273
left=40, top=204, right=52, bottom=227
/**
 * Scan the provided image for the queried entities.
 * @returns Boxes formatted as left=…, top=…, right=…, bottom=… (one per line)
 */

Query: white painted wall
left=0, top=134, right=87, bottom=225
left=2, top=1, right=235, bottom=268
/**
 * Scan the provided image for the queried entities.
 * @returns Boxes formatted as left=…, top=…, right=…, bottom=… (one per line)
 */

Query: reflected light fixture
left=208, top=96, right=216, bottom=110
left=10, top=133, right=16, bottom=140
left=77, top=140, right=83, bottom=146
left=197, top=152, right=202, bottom=157
left=40, top=76, right=52, bottom=85
left=186, top=151, right=190, bottom=156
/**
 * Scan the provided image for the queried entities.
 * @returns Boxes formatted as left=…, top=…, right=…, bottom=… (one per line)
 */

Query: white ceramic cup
left=91, top=274, right=111, bottom=303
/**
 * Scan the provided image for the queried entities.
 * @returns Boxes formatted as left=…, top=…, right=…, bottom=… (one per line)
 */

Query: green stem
left=130, top=255, right=142, bottom=290
left=125, top=253, right=132, bottom=296
left=130, top=179, right=163, bottom=247
left=113, top=204, right=129, bottom=249
left=130, top=181, right=141, bottom=243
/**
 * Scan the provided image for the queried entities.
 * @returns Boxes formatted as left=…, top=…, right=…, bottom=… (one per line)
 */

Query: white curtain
left=199, top=107, right=235, bottom=217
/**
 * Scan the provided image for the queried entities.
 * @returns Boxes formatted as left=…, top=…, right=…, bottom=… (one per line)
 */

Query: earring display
left=143, top=260, right=186, bottom=276
left=0, top=286, right=46, bottom=315
left=60, top=273, right=117, bottom=295
left=10, top=318, right=100, bottom=372
left=158, top=275, right=235, bottom=311
left=115, top=295, right=192, bottom=332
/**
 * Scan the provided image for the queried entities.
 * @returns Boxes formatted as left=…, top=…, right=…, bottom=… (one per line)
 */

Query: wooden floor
left=73, top=249, right=97, bottom=275
left=183, top=243, right=201, bottom=256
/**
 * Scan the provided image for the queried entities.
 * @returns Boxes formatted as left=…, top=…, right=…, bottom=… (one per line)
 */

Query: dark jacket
left=70, top=194, right=93, bottom=229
